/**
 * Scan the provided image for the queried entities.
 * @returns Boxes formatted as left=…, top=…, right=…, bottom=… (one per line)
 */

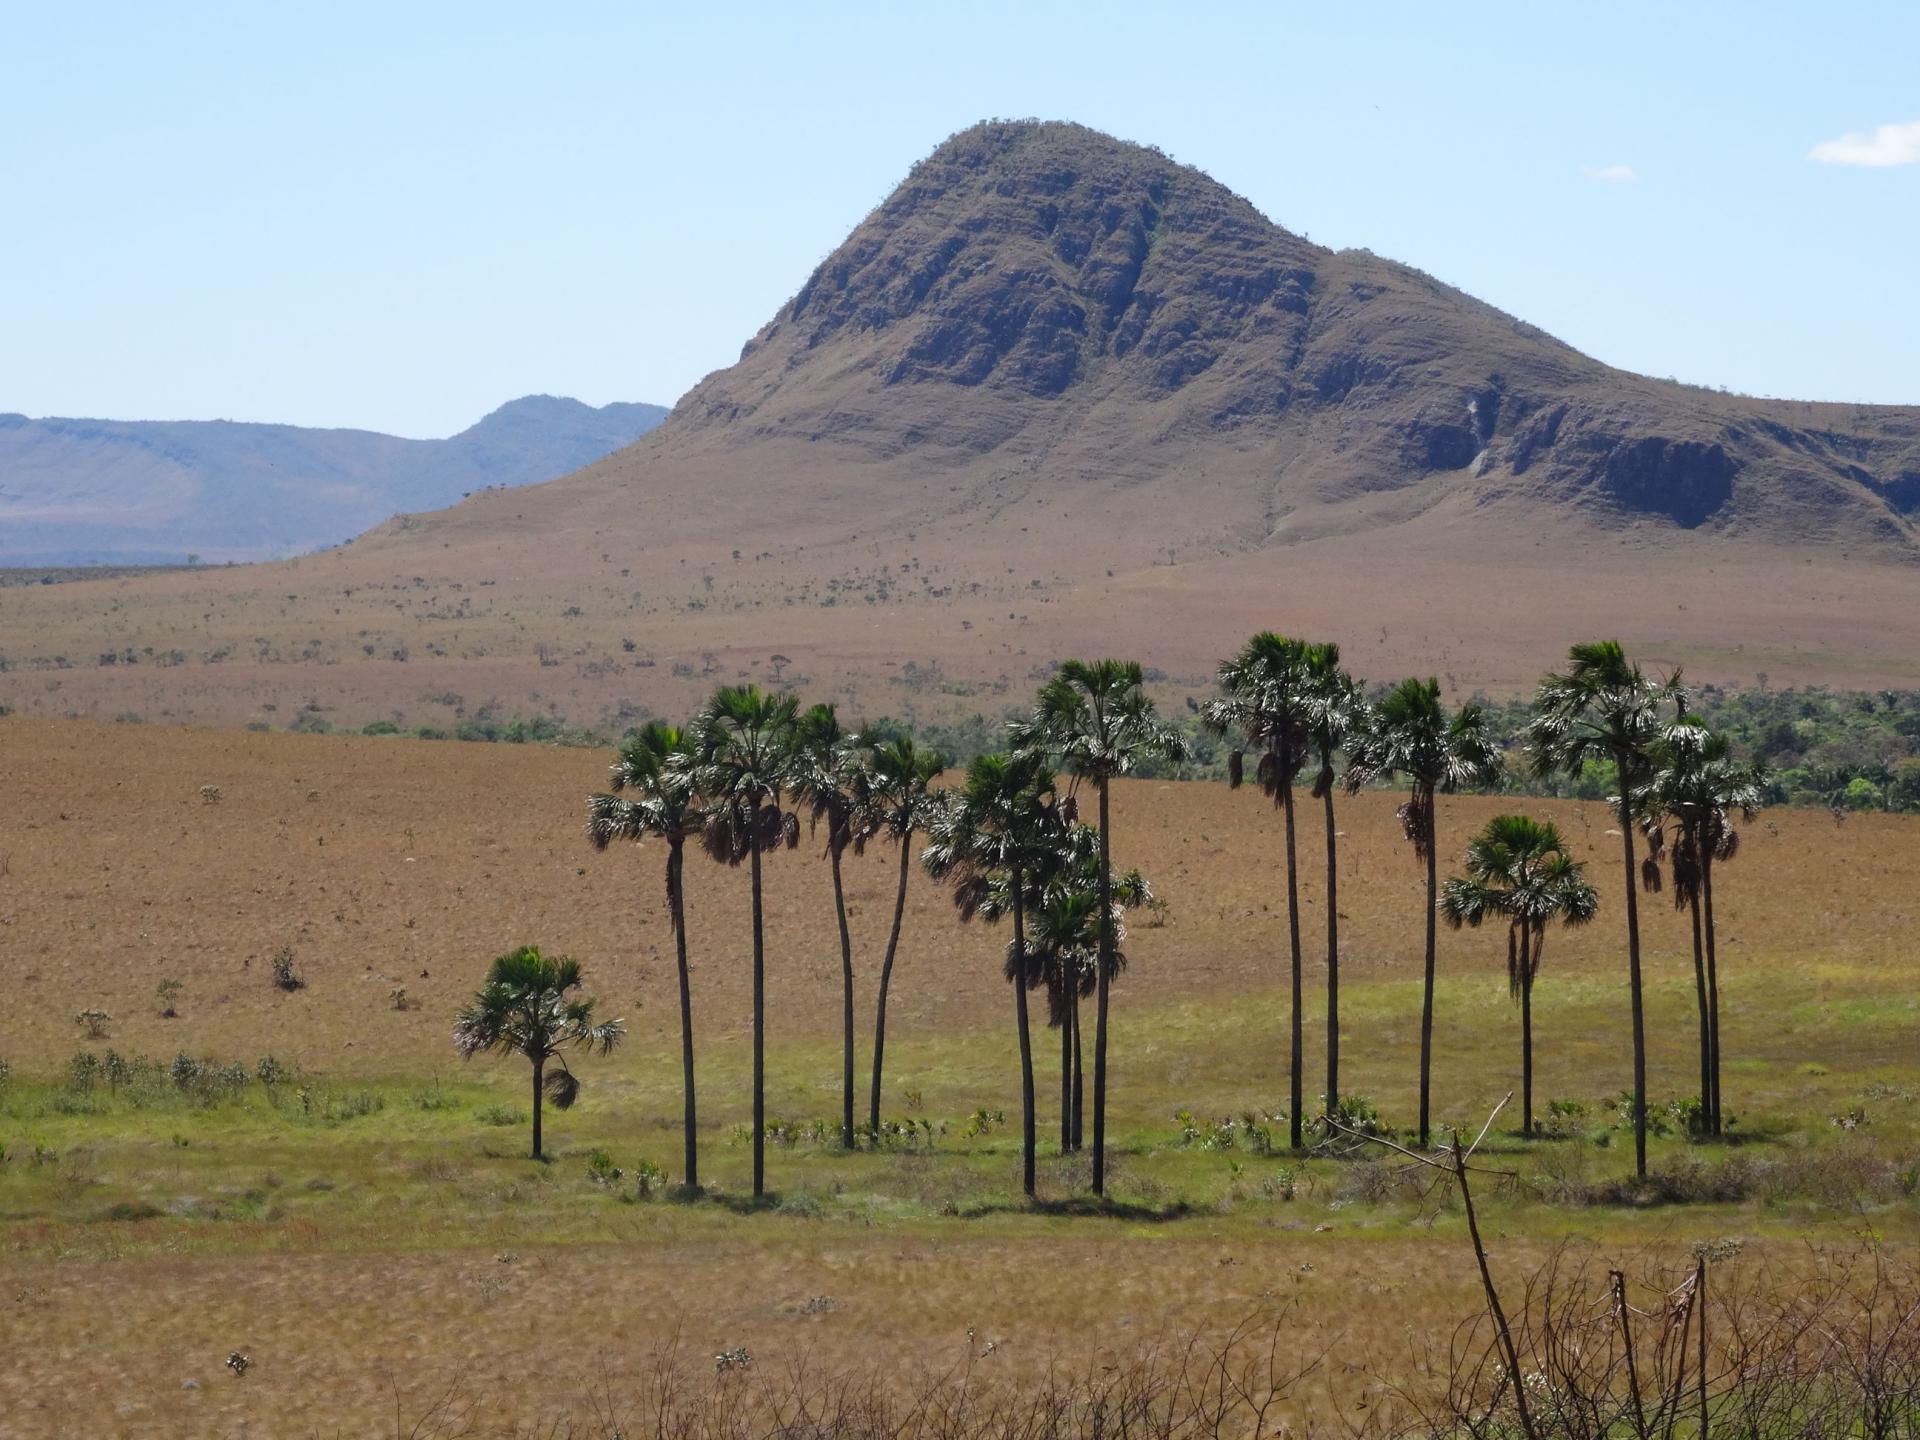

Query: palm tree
left=1346, top=678, right=1501, bottom=1149
left=1303, top=643, right=1361, bottom=1123
left=1440, top=815, right=1599, bottom=1136
left=1526, top=641, right=1681, bottom=1178
left=1203, top=634, right=1316, bottom=1149
left=688, top=684, right=800, bottom=1199
left=585, top=722, right=706, bottom=1189
left=453, top=944, right=623, bottom=1161
left=788, top=703, right=863, bottom=1149
left=1015, top=660, right=1186, bottom=1195
left=855, top=733, right=947, bottom=1139
left=1637, top=717, right=1768, bottom=1137
left=922, top=751, right=1062, bottom=1197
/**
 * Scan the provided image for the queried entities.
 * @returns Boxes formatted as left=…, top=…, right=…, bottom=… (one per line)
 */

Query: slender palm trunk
left=1322, top=775, right=1341, bottom=1120
left=1282, top=772, right=1304, bottom=1149
left=1702, top=847, right=1723, bottom=1136
left=1071, top=989, right=1084, bottom=1150
left=867, top=837, right=913, bottom=1138
left=1519, top=924, right=1534, bottom=1138
left=1012, top=871, right=1035, bottom=1198
left=1092, top=778, right=1114, bottom=1196
left=669, top=840, right=698, bottom=1190
left=531, top=1055, right=545, bottom=1161
left=1620, top=802, right=1649, bottom=1179
left=1058, top=977, right=1072, bottom=1154
left=1418, top=793, right=1438, bottom=1150
left=1688, top=870, right=1711, bottom=1131
left=830, top=840, right=855, bottom=1150
left=750, top=816, right=767, bottom=1199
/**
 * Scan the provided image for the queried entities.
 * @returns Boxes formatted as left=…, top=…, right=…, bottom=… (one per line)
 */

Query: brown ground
left=2, top=717, right=1918, bottom=1436
left=3, top=714, right=1914, bottom=1096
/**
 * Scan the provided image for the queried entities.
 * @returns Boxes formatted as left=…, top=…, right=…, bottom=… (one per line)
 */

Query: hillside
left=0, top=395, right=667, bottom=565
left=2, top=121, right=1917, bottom=730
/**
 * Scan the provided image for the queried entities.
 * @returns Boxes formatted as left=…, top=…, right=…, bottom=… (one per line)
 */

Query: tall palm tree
left=1526, top=641, right=1681, bottom=1178
left=1015, top=660, right=1185, bottom=1195
left=1346, top=678, right=1501, bottom=1149
left=922, top=751, right=1062, bottom=1197
left=585, top=722, right=706, bottom=1189
left=1440, top=815, right=1599, bottom=1136
left=453, top=944, right=623, bottom=1161
left=855, top=733, right=947, bottom=1139
left=1637, top=717, right=1768, bottom=1137
left=688, top=685, right=800, bottom=1199
left=1303, top=643, right=1362, bottom=1122
left=1203, top=634, right=1316, bottom=1149
left=788, top=702, right=863, bottom=1149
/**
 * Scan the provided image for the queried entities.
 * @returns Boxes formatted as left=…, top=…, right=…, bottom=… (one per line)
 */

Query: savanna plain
left=1, top=716, right=1917, bottom=1437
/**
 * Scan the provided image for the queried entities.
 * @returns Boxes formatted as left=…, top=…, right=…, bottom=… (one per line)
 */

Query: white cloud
left=1809, top=119, right=1920, bottom=167
left=1591, top=163, right=1640, bottom=183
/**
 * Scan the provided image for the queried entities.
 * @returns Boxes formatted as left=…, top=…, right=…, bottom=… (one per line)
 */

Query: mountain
left=641, top=119, right=1919, bottom=551
left=2, top=121, right=1917, bottom=732
left=0, top=395, right=667, bottom=565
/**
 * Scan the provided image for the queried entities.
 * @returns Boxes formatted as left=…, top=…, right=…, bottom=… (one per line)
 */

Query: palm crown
left=1346, top=677, right=1502, bottom=855
left=585, top=721, right=705, bottom=926
left=923, top=751, right=1063, bottom=919
left=1526, top=641, right=1685, bottom=812
left=1440, top=815, right=1599, bottom=994
left=1014, top=659, right=1187, bottom=782
left=1204, top=633, right=1319, bottom=800
left=850, top=733, right=947, bottom=853
left=688, top=685, right=802, bottom=863
left=1635, top=716, right=1769, bottom=902
left=453, top=944, right=623, bottom=1111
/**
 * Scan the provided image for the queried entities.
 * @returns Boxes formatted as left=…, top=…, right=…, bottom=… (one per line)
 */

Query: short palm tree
left=1527, top=641, right=1680, bottom=1177
left=453, top=944, right=623, bottom=1161
left=923, top=751, right=1063, bottom=1197
left=585, top=721, right=706, bottom=1189
left=1014, top=659, right=1185, bottom=1195
left=688, top=685, right=800, bottom=1199
left=788, top=702, right=864, bottom=1149
left=1637, top=717, right=1768, bottom=1136
left=853, top=733, right=947, bottom=1139
left=1302, top=643, right=1362, bottom=1123
left=1204, top=634, right=1316, bottom=1149
left=1346, top=677, right=1501, bottom=1149
left=1440, top=816, right=1598, bottom=1136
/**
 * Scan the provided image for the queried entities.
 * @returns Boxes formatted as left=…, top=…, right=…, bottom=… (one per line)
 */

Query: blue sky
left=3, top=2, right=1916, bottom=436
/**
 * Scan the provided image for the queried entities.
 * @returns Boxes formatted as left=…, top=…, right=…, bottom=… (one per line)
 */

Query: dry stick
left=1328, top=1094, right=1537, bottom=1440
left=1662, top=1270, right=1697, bottom=1440
left=1614, top=1270, right=1650, bottom=1438
left=1696, top=1258, right=1709, bottom=1440
left=1453, top=1133, right=1539, bottom=1440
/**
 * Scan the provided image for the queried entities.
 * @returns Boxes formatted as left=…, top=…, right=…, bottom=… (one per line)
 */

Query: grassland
left=1, top=716, right=1917, bottom=1435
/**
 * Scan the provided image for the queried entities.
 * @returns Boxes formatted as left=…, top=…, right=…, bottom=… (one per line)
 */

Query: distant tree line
left=327, top=683, right=1920, bottom=814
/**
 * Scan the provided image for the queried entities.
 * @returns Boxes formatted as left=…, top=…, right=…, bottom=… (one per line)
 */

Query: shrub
left=0, top=1057, right=11, bottom=1093
left=76, top=1008, right=112, bottom=1039
left=475, top=1105, right=526, bottom=1127
left=255, top=1055, right=292, bottom=1088
left=156, top=978, right=183, bottom=1017
left=66, top=1051, right=101, bottom=1092
left=270, top=947, right=305, bottom=992
left=586, top=1149, right=624, bottom=1188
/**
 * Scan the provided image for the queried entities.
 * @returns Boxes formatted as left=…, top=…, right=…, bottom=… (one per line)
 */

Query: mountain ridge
left=0, top=395, right=668, bottom=565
